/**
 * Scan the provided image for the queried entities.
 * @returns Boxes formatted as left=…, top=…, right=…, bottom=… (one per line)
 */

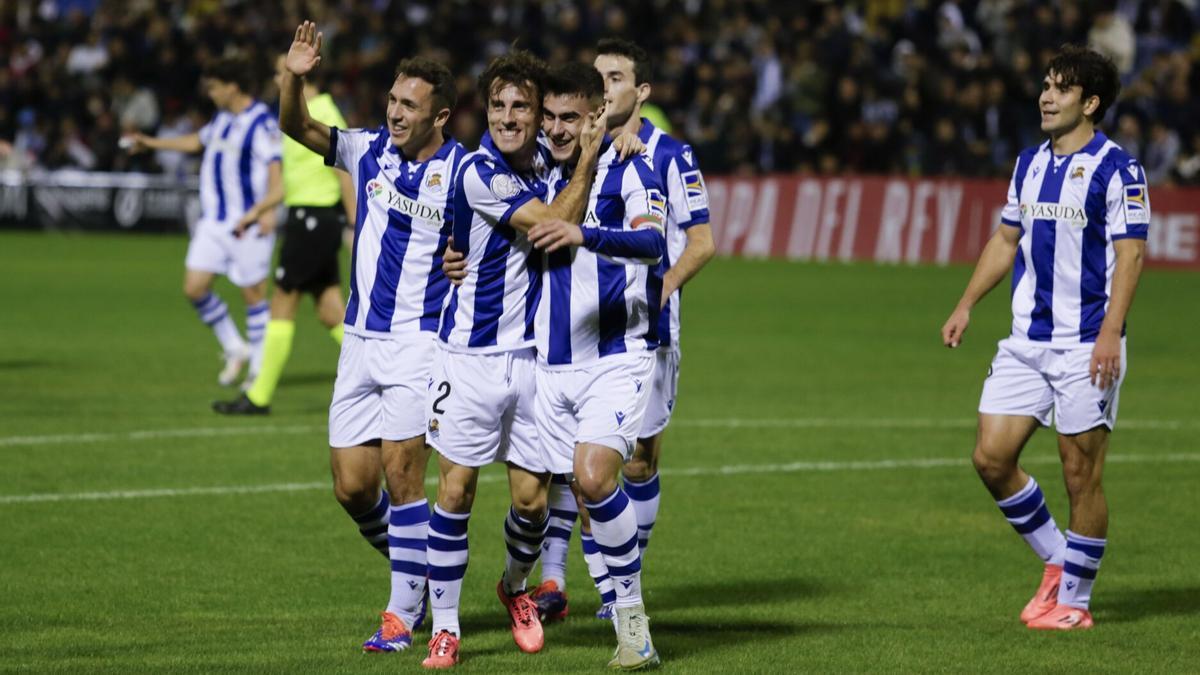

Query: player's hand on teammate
left=1090, top=332, right=1121, bottom=389
left=941, top=306, right=970, bottom=348
left=529, top=219, right=584, bottom=253
left=442, top=237, right=467, bottom=286
left=287, top=21, right=323, bottom=77
left=611, top=131, right=645, bottom=161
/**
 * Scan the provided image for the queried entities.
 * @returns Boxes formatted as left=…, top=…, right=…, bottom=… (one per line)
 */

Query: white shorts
left=639, top=348, right=680, bottom=438
left=328, top=332, right=436, bottom=448
left=184, top=219, right=275, bottom=287
left=978, top=338, right=1127, bottom=435
left=426, top=347, right=542, bottom=471
left=536, top=352, right=657, bottom=475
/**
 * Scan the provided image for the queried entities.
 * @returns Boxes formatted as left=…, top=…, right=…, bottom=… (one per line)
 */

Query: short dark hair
left=204, top=56, right=255, bottom=95
left=1045, top=45, right=1121, bottom=123
left=545, top=62, right=604, bottom=102
left=476, top=50, right=547, bottom=110
left=596, top=37, right=652, bottom=85
left=395, top=57, right=457, bottom=112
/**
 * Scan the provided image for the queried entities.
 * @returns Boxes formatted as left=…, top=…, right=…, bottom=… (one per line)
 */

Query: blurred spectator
left=1144, top=120, right=1181, bottom=184
left=1088, top=0, right=1137, bottom=76
left=1, top=0, right=1198, bottom=182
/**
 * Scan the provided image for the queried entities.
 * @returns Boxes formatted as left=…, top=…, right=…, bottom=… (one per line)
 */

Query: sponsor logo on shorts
left=615, top=411, right=626, bottom=426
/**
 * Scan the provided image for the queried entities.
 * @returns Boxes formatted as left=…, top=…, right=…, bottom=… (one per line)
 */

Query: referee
left=214, top=56, right=354, bottom=415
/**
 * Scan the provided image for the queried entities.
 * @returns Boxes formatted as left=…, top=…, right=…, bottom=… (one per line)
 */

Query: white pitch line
left=0, top=417, right=1194, bottom=448
left=2, top=452, right=1198, bottom=505
left=0, top=425, right=321, bottom=447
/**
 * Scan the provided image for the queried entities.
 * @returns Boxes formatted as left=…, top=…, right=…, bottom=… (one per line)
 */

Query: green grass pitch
left=1, top=231, right=1198, bottom=672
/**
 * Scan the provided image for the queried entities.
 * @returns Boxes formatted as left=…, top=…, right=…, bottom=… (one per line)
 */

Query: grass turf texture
left=1, top=231, right=1198, bottom=673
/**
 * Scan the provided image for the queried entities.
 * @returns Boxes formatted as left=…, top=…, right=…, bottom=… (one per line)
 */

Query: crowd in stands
left=2, top=0, right=1199, bottom=184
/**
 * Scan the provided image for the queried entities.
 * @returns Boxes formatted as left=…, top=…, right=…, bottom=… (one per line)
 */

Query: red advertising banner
left=707, top=176, right=1200, bottom=269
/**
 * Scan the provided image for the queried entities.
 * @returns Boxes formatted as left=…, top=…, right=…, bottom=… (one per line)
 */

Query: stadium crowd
left=2, top=0, right=1199, bottom=183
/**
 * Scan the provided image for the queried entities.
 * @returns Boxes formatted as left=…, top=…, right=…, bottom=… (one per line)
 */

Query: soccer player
left=277, top=22, right=466, bottom=651
left=127, top=57, right=283, bottom=387
left=530, top=38, right=715, bottom=625
left=420, top=51, right=607, bottom=669
left=213, top=54, right=355, bottom=415
left=941, top=45, right=1147, bottom=630
left=525, top=60, right=667, bottom=670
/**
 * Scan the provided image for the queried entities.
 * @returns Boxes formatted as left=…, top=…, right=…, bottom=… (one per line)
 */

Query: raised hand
left=579, top=104, right=609, bottom=157
left=286, top=21, right=323, bottom=77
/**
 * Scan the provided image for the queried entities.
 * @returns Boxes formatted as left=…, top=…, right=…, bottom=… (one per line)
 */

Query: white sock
left=192, top=292, right=246, bottom=355
left=245, top=300, right=268, bottom=374
left=386, top=499, right=430, bottom=627
left=1059, top=530, right=1106, bottom=609
left=501, top=507, right=547, bottom=595
left=584, top=488, right=643, bottom=609
left=540, top=476, right=577, bottom=589
left=624, top=472, right=660, bottom=554
left=427, top=505, right=470, bottom=637
left=996, top=476, right=1067, bottom=565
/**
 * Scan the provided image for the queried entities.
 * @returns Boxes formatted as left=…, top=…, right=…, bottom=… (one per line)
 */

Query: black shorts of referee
left=274, top=205, right=345, bottom=296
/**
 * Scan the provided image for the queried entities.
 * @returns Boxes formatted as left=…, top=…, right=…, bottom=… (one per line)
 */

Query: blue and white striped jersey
left=1000, top=132, right=1150, bottom=346
left=325, top=127, right=466, bottom=339
left=536, top=144, right=668, bottom=368
left=437, top=132, right=553, bottom=353
left=636, top=119, right=710, bottom=351
left=197, top=101, right=281, bottom=226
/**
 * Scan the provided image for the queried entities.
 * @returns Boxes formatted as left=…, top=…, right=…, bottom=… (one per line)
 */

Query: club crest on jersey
left=1070, top=166, right=1085, bottom=180
left=681, top=170, right=708, bottom=211
left=1124, top=184, right=1149, bottom=224
left=425, top=172, right=443, bottom=192
left=490, top=173, right=521, bottom=200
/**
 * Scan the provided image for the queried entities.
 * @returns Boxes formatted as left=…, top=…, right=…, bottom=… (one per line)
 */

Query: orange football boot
left=1020, top=563, right=1062, bottom=623
left=497, top=582, right=545, bottom=653
left=422, top=630, right=461, bottom=669
left=1026, top=604, right=1094, bottom=630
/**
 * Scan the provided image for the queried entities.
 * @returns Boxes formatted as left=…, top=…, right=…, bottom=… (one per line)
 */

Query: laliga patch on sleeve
left=681, top=170, right=708, bottom=211
left=489, top=173, right=521, bottom=201
left=1123, top=184, right=1149, bottom=224
left=646, top=189, right=667, bottom=220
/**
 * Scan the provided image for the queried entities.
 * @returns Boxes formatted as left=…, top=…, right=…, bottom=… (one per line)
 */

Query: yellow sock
left=329, top=323, right=344, bottom=345
left=246, top=319, right=295, bottom=407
